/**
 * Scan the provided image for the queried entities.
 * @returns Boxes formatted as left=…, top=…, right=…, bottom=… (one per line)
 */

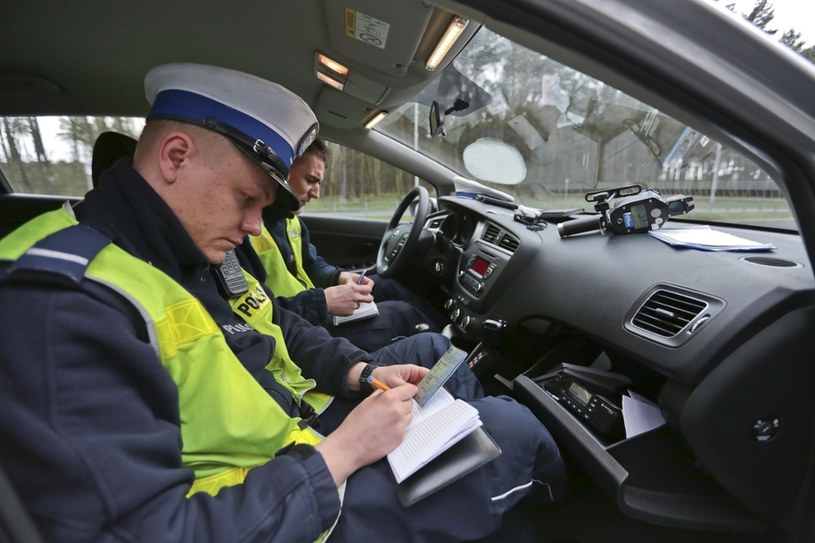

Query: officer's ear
left=157, top=131, right=194, bottom=184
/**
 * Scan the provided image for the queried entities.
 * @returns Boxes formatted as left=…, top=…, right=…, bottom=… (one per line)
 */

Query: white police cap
left=144, top=62, right=318, bottom=211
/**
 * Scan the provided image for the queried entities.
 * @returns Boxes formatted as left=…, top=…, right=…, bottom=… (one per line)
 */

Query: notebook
left=331, top=301, right=379, bottom=326
left=396, top=426, right=501, bottom=507
left=387, top=387, right=482, bottom=483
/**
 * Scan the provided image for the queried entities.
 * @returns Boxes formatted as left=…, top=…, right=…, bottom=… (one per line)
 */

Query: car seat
left=91, top=131, right=137, bottom=188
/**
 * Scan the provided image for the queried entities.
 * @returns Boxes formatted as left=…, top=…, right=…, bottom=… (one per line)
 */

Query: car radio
left=461, top=253, right=498, bottom=294
left=539, top=364, right=629, bottom=439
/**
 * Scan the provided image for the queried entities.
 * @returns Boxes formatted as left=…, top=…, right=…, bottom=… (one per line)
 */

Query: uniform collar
left=77, top=158, right=210, bottom=281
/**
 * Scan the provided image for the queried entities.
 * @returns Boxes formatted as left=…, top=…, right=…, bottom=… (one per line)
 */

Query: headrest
left=91, top=132, right=137, bottom=188
left=144, top=62, right=318, bottom=211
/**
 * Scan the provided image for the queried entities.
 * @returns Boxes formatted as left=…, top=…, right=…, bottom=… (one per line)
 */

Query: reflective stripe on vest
left=0, top=206, right=326, bottom=496
left=250, top=218, right=315, bottom=297
left=229, top=276, right=333, bottom=415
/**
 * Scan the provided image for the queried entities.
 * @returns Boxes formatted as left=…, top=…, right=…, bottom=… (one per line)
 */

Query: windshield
left=376, top=27, right=793, bottom=230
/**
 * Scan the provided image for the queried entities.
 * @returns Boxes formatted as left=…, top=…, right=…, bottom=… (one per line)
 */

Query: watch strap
left=359, top=363, right=379, bottom=393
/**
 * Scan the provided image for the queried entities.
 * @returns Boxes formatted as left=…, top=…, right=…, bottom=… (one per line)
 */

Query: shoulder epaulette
left=2, top=225, right=111, bottom=284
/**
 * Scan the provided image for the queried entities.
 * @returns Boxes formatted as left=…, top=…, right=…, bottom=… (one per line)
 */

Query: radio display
left=470, top=256, right=490, bottom=276
left=567, top=381, right=591, bottom=407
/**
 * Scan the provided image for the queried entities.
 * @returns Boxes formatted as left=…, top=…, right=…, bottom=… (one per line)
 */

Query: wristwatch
left=359, top=363, right=380, bottom=393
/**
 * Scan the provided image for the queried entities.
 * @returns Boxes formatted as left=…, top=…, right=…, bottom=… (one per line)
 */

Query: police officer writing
left=0, top=62, right=565, bottom=542
left=250, top=137, right=445, bottom=352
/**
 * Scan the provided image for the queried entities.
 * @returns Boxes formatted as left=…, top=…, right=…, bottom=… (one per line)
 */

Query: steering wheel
left=376, top=185, right=430, bottom=278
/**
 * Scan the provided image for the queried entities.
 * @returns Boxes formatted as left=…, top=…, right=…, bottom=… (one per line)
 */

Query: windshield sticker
left=344, top=8, right=389, bottom=49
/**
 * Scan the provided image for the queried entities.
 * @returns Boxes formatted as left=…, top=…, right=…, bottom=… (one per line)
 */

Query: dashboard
left=427, top=194, right=815, bottom=532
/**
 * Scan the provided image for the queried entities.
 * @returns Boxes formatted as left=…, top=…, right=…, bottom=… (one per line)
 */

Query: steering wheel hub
left=375, top=186, right=430, bottom=277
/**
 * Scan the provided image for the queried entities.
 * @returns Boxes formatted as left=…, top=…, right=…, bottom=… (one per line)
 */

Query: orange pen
left=367, top=375, right=391, bottom=392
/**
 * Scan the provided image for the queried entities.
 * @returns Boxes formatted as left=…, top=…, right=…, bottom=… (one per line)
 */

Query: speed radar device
left=557, top=184, right=694, bottom=238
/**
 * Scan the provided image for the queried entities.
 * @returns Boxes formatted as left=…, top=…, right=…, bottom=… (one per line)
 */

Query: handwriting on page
left=387, top=388, right=481, bottom=482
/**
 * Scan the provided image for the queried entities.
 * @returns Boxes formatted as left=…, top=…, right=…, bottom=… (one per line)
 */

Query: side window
left=316, top=140, right=436, bottom=219
left=0, top=116, right=144, bottom=197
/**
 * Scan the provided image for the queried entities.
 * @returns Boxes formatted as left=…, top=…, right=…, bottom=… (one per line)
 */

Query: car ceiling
left=5, top=0, right=815, bottom=226
left=0, top=0, right=476, bottom=137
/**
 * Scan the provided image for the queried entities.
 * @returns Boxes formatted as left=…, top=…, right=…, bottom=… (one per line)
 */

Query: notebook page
left=387, top=397, right=481, bottom=482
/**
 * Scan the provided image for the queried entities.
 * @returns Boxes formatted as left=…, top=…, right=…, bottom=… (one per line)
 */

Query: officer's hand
left=338, top=271, right=375, bottom=288
left=372, top=364, right=429, bottom=388
left=315, top=383, right=416, bottom=484
left=325, top=283, right=374, bottom=316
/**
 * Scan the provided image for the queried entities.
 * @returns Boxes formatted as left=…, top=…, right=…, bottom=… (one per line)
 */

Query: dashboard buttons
left=462, top=274, right=484, bottom=293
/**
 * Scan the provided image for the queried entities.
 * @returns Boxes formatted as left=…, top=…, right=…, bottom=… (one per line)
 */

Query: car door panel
left=300, top=214, right=385, bottom=269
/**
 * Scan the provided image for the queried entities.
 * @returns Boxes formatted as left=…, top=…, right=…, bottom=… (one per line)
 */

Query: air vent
left=482, top=224, right=501, bottom=244
left=625, top=285, right=724, bottom=347
left=631, top=290, right=707, bottom=337
left=499, top=234, right=519, bottom=252
left=481, top=223, right=518, bottom=253
left=632, top=290, right=707, bottom=337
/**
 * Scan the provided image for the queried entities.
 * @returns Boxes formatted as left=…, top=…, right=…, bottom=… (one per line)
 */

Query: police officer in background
left=249, top=137, right=445, bottom=352
left=0, top=62, right=565, bottom=542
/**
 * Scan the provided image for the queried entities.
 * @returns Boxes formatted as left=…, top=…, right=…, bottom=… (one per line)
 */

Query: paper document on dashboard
left=331, top=301, right=379, bottom=326
left=649, top=226, right=775, bottom=252
left=387, top=387, right=482, bottom=483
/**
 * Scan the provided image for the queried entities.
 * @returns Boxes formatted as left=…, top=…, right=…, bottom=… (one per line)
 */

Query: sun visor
left=344, top=72, right=391, bottom=105
left=314, top=87, right=376, bottom=129
left=323, top=0, right=432, bottom=77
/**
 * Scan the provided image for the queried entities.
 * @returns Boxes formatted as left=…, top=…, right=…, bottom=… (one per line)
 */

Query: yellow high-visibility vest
left=251, top=217, right=316, bottom=296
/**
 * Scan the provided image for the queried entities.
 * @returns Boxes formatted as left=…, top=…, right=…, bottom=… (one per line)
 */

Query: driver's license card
left=414, top=345, right=468, bottom=406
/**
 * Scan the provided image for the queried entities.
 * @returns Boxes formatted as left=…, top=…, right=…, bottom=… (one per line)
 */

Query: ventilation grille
left=482, top=224, right=501, bottom=244
left=481, top=223, right=519, bottom=253
left=631, top=290, right=708, bottom=337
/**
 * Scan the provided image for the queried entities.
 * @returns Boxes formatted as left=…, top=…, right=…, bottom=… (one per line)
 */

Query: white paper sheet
left=622, top=390, right=666, bottom=438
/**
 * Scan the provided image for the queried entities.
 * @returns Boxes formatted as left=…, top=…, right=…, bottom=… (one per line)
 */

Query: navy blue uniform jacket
left=261, top=205, right=340, bottom=324
left=0, top=160, right=374, bottom=542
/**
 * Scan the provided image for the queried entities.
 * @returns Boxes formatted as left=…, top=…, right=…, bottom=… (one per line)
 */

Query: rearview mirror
left=429, top=99, right=470, bottom=138
left=429, top=101, right=445, bottom=137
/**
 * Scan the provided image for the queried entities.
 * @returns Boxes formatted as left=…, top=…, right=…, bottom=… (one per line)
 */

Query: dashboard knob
left=451, top=308, right=461, bottom=321
left=483, top=319, right=506, bottom=331
left=461, top=316, right=472, bottom=330
left=753, top=417, right=780, bottom=442
left=444, top=298, right=454, bottom=310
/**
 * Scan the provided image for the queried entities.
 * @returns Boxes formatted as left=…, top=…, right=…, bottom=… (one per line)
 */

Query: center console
left=445, top=237, right=511, bottom=338
left=460, top=251, right=500, bottom=294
